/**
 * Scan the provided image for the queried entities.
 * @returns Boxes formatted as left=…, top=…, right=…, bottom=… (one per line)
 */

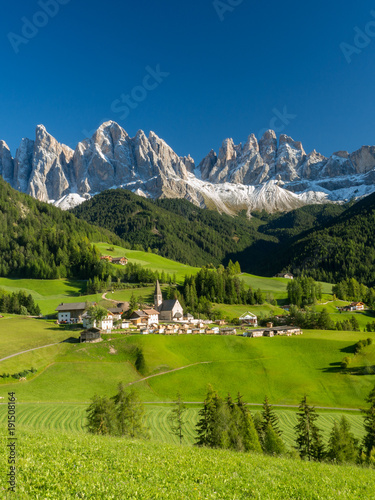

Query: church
left=154, top=280, right=184, bottom=322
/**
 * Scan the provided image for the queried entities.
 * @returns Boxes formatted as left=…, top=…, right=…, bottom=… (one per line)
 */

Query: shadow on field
left=322, top=362, right=342, bottom=373
left=61, top=337, right=80, bottom=344
left=340, top=345, right=356, bottom=354
left=322, top=363, right=375, bottom=376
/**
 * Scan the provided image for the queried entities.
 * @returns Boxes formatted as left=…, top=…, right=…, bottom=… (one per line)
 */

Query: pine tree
left=168, top=393, right=186, bottom=444
left=235, top=393, right=262, bottom=453
left=85, top=395, right=116, bottom=435
left=327, top=417, right=358, bottom=464
left=263, top=423, right=285, bottom=455
left=362, top=384, right=375, bottom=458
left=123, top=389, right=148, bottom=439
left=195, top=385, right=216, bottom=447
left=295, top=395, right=325, bottom=461
left=261, top=396, right=282, bottom=436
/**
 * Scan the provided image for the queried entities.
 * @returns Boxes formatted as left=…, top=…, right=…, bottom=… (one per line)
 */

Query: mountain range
left=1, top=121, right=375, bottom=214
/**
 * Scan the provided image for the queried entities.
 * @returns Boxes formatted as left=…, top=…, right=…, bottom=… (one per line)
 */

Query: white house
left=56, top=302, right=94, bottom=324
left=239, top=312, right=258, bottom=326
left=82, top=312, right=114, bottom=332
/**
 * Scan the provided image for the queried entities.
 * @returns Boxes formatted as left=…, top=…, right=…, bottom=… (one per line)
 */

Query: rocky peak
left=0, top=141, right=14, bottom=184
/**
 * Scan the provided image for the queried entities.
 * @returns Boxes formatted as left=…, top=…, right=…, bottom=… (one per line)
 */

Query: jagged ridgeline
left=0, top=177, right=124, bottom=278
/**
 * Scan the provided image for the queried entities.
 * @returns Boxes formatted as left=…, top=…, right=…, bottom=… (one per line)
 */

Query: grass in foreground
left=0, top=428, right=374, bottom=499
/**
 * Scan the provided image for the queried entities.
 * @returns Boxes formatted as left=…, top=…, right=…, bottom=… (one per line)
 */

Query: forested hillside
left=286, top=192, right=375, bottom=286
left=71, top=189, right=274, bottom=267
left=0, top=178, right=124, bottom=279
left=72, top=189, right=347, bottom=276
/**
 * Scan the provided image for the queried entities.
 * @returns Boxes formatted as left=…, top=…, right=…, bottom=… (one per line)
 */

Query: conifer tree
left=295, top=396, right=325, bottom=461
left=263, top=423, right=285, bottom=456
left=86, top=395, right=116, bottom=435
left=362, top=384, right=375, bottom=458
left=327, top=417, right=358, bottom=464
left=235, top=393, right=262, bottom=453
left=169, top=393, right=186, bottom=445
left=261, top=396, right=282, bottom=436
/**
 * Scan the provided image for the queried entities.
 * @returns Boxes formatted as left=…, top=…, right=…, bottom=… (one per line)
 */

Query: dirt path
left=0, top=343, right=61, bottom=363
left=127, top=361, right=212, bottom=386
left=102, top=292, right=119, bottom=304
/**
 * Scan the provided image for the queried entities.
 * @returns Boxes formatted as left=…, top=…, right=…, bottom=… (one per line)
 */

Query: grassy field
left=95, top=242, right=201, bottom=282
left=1, top=428, right=374, bottom=499
left=0, top=277, right=105, bottom=316
left=0, top=316, right=80, bottom=361
left=1, top=324, right=375, bottom=408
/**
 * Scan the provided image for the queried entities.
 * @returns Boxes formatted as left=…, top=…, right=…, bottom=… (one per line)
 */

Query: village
left=55, top=280, right=303, bottom=342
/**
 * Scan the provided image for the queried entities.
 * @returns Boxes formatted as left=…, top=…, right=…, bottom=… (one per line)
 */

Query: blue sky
left=1, top=0, right=375, bottom=162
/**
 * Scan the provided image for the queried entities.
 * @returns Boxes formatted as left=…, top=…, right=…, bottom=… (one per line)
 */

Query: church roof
left=160, top=299, right=179, bottom=312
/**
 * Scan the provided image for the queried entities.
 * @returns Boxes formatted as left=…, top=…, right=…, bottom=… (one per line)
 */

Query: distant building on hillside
left=80, top=328, right=102, bottom=343
left=130, top=309, right=160, bottom=326
left=339, top=302, right=365, bottom=312
left=239, top=312, right=258, bottom=326
left=56, top=302, right=94, bottom=324
left=276, top=273, right=294, bottom=280
left=154, top=280, right=184, bottom=321
left=244, top=326, right=302, bottom=338
left=82, top=311, right=114, bottom=332
left=112, top=257, right=128, bottom=265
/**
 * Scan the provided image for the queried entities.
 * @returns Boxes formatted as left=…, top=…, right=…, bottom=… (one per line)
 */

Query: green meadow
left=95, top=242, right=201, bottom=282
left=1, top=428, right=374, bottom=499
left=1, top=324, right=375, bottom=409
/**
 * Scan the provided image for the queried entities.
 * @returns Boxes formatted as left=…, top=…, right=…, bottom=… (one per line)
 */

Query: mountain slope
left=1, top=121, right=375, bottom=214
left=285, top=192, right=375, bottom=285
left=71, top=188, right=275, bottom=267
left=0, top=177, right=124, bottom=279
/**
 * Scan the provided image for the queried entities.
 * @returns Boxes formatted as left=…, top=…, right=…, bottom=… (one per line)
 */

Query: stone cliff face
left=1, top=121, right=375, bottom=214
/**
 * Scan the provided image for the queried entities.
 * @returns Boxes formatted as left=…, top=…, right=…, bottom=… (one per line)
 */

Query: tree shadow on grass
left=321, top=363, right=375, bottom=376
left=61, top=337, right=80, bottom=344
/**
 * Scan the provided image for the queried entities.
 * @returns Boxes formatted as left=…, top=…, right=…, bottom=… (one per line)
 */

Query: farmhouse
left=56, top=302, right=93, bottom=324
left=276, top=273, right=294, bottom=279
left=82, top=311, right=114, bottom=332
left=154, top=280, right=184, bottom=321
left=130, top=309, right=160, bottom=326
left=239, top=312, right=258, bottom=326
left=339, top=302, right=365, bottom=312
left=100, top=255, right=112, bottom=262
left=112, top=257, right=128, bottom=266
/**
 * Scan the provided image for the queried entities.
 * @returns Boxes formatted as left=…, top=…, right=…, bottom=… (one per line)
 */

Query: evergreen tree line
left=288, top=305, right=361, bottom=331
left=195, top=385, right=375, bottom=466
left=287, top=277, right=323, bottom=308
left=333, top=278, right=375, bottom=308
left=180, top=264, right=264, bottom=314
left=0, top=288, right=41, bottom=316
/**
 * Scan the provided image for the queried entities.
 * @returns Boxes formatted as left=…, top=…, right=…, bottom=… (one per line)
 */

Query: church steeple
left=154, top=280, right=163, bottom=309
